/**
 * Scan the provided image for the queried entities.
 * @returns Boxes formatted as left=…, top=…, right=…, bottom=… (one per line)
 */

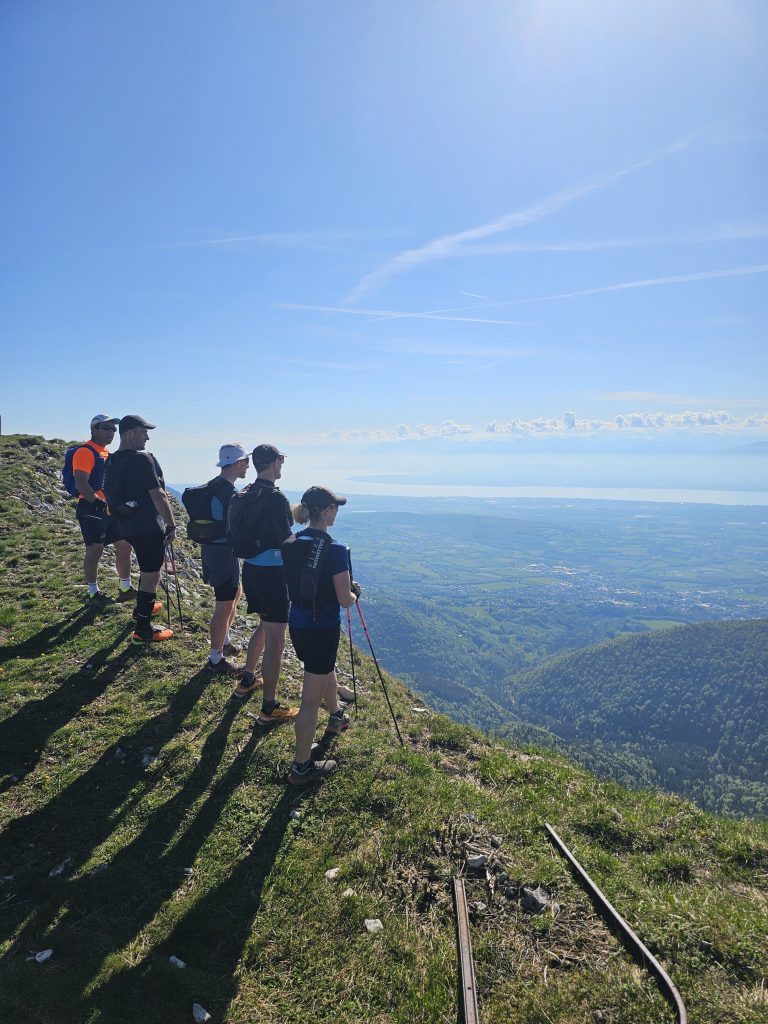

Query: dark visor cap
left=301, top=485, right=347, bottom=511
left=119, top=415, right=157, bottom=433
left=252, top=443, right=285, bottom=464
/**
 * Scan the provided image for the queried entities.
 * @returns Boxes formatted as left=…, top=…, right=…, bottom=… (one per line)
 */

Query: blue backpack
left=62, top=442, right=104, bottom=498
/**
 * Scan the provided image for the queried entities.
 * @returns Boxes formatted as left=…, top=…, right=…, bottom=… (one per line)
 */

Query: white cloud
left=344, top=135, right=695, bottom=302
left=321, top=409, right=767, bottom=443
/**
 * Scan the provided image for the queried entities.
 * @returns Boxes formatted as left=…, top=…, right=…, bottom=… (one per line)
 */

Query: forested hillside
left=500, top=621, right=768, bottom=817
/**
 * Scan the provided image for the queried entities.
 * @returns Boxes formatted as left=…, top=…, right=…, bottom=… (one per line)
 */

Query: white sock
left=210, top=649, right=223, bottom=664
left=224, top=632, right=231, bottom=646
left=119, top=579, right=132, bottom=592
left=87, top=583, right=100, bottom=596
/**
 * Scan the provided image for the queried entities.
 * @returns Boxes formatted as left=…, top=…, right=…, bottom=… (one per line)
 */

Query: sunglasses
left=96, top=425, right=117, bottom=432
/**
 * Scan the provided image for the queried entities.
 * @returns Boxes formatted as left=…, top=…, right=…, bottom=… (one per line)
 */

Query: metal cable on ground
left=452, top=878, right=480, bottom=1024
left=355, top=600, right=404, bottom=746
left=545, top=823, right=688, bottom=1024
left=346, top=605, right=358, bottom=718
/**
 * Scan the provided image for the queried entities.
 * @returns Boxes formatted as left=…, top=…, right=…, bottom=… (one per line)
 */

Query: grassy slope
left=0, top=434, right=766, bottom=1024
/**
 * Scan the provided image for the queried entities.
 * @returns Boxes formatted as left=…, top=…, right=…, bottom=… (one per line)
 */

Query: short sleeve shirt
left=72, top=441, right=109, bottom=501
left=105, top=449, right=165, bottom=536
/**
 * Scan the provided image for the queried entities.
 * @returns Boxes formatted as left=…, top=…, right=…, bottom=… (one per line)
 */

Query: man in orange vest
left=72, top=414, right=134, bottom=603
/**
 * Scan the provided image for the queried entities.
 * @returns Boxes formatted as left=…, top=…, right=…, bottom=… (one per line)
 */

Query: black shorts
left=76, top=502, right=123, bottom=547
left=289, top=624, right=341, bottom=675
left=126, top=532, right=165, bottom=573
left=242, top=564, right=288, bottom=623
left=201, top=544, right=240, bottom=602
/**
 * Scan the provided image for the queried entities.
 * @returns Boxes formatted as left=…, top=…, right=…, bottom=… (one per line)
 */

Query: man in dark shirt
left=235, top=444, right=298, bottom=725
left=103, top=415, right=175, bottom=645
left=201, top=443, right=249, bottom=674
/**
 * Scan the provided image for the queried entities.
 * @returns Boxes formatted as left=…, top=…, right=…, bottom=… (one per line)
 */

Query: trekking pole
left=162, top=550, right=173, bottom=626
left=346, top=605, right=358, bottom=718
left=355, top=601, right=404, bottom=746
left=168, top=541, right=184, bottom=630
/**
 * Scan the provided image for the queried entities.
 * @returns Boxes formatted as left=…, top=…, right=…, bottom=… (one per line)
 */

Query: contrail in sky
left=344, top=134, right=696, bottom=303
left=517, top=263, right=768, bottom=303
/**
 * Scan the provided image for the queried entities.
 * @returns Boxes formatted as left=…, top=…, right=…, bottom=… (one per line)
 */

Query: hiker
left=281, top=486, right=359, bottom=785
left=67, top=414, right=134, bottom=603
left=103, top=415, right=174, bottom=645
left=193, top=443, right=248, bottom=674
left=229, top=443, right=298, bottom=723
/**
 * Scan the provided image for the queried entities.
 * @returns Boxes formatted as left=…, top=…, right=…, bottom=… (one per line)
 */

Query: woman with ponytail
left=282, top=486, right=359, bottom=785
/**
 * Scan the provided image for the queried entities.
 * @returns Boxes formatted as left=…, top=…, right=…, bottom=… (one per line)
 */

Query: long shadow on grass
left=0, top=604, right=103, bottom=662
left=2, top=711, right=294, bottom=1022
left=0, top=625, right=133, bottom=785
left=0, top=668, right=213, bottom=943
left=86, top=783, right=314, bottom=1022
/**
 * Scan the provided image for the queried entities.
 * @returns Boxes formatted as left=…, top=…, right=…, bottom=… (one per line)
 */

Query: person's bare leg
left=261, top=621, right=287, bottom=704
left=210, top=598, right=236, bottom=653
left=226, top=586, right=241, bottom=635
left=294, top=672, right=331, bottom=763
left=324, top=670, right=340, bottom=717
left=84, top=543, right=104, bottom=586
left=246, top=620, right=265, bottom=674
left=114, top=539, right=132, bottom=581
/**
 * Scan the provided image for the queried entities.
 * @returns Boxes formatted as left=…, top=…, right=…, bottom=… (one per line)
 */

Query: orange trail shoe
left=130, top=626, right=173, bottom=646
left=232, top=674, right=263, bottom=699
left=256, top=703, right=299, bottom=725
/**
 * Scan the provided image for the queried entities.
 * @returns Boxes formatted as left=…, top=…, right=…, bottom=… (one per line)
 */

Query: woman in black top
left=282, top=486, right=358, bottom=785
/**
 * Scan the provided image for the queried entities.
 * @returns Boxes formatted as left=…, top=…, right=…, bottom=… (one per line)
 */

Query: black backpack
left=226, top=484, right=273, bottom=557
left=299, top=533, right=332, bottom=602
left=181, top=478, right=233, bottom=544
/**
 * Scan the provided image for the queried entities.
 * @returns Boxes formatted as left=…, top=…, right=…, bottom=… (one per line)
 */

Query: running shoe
left=207, top=657, right=244, bottom=676
left=324, top=711, right=350, bottom=737
left=117, top=587, right=137, bottom=602
left=85, top=591, right=110, bottom=606
left=232, top=675, right=263, bottom=699
left=287, top=759, right=338, bottom=785
left=256, top=703, right=299, bottom=725
left=130, top=626, right=174, bottom=645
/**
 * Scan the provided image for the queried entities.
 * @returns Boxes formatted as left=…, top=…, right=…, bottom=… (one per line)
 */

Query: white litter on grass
left=364, top=918, right=384, bottom=933
left=324, top=867, right=341, bottom=880
left=184, top=867, right=194, bottom=876
left=411, top=707, right=428, bottom=713
left=169, top=955, right=186, bottom=969
left=342, top=888, right=355, bottom=898
left=466, top=854, right=487, bottom=870
left=49, top=858, right=71, bottom=878
left=289, top=810, right=301, bottom=820
left=27, top=949, right=53, bottom=963
left=192, top=1003, right=211, bottom=1022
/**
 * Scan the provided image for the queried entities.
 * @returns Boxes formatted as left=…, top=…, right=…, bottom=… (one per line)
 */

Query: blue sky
left=1, top=1, right=766, bottom=496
